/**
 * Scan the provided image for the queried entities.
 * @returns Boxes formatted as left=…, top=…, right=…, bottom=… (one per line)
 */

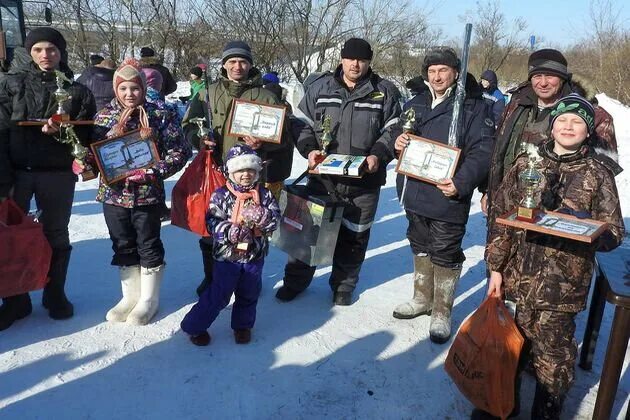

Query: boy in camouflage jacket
left=484, top=94, right=624, bottom=419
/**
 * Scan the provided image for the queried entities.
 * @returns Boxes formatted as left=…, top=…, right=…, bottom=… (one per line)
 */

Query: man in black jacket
left=389, top=48, right=493, bottom=343
left=0, top=28, right=96, bottom=331
left=76, top=57, right=116, bottom=112
left=275, top=38, right=401, bottom=306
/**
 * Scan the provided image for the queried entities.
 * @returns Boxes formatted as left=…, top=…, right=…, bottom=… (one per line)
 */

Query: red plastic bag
left=444, top=296, right=524, bottom=419
left=0, top=199, right=52, bottom=298
left=171, top=149, right=226, bottom=236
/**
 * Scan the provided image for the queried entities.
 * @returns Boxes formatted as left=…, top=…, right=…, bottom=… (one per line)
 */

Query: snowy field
left=0, top=95, right=628, bottom=419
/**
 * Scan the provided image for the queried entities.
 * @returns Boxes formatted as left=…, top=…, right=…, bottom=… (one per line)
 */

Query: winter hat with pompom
left=113, top=58, right=147, bottom=99
left=225, top=144, right=262, bottom=181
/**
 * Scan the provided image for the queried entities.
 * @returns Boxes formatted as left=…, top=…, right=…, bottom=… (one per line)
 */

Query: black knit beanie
left=90, top=54, right=104, bottom=66
left=422, top=47, right=460, bottom=77
left=190, top=66, right=203, bottom=78
left=341, top=38, right=373, bottom=61
left=140, top=47, right=155, bottom=58
left=528, top=49, right=569, bottom=80
left=25, top=27, right=67, bottom=55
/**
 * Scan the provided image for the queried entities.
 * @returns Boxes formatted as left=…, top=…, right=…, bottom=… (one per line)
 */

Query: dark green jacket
left=183, top=67, right=293, bottom=183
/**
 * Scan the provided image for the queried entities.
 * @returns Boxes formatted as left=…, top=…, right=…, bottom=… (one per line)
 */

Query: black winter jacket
left=139, top=57, right=177, bottom=96
left=296, top=66, right=402, bottom=189
left=391, top=78, right=494, bottom=224
left=76, top=66, right=115, bottom=113
left=0, top=62, right=96, bottom=196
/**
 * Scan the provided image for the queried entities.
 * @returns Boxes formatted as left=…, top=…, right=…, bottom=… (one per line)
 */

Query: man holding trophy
left=0, top=28, right=96, bottom=330
left=275, top=38, right=401, bottom=306
left=390, top=47, right=493, bottom=344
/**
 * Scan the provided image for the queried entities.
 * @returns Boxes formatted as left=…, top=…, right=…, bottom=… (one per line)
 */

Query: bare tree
left=462, top=0, right=528, bottom=73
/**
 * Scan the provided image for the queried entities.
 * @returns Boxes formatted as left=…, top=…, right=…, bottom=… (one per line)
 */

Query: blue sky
left=422, top=0, right=630, bottom=48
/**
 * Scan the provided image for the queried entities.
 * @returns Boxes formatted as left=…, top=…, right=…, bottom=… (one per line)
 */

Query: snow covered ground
left=1, top=96, right=628, bottom=419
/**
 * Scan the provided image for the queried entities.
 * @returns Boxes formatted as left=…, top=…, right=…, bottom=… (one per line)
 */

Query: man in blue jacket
left=389, top=47, right=494, bottom=344
left=479, top=69, right=505, bottom=125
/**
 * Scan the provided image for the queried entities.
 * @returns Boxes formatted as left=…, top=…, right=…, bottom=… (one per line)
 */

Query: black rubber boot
left=333, top=291, right=352, bottom=306
left=196, top=239, right=214, bottom=297
left=42, top=247, right=74, bottom=320
left=530, top=382, right=564, bottom=420
left=0, top=294, right=33, bottom=331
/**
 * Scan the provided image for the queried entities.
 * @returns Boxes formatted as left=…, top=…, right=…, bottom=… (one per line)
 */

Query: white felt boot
left=393, top=255, right=434, bottom=319
left=106, top=265, right=141, bottom=322
left=127, top=265, right=164, bottom=326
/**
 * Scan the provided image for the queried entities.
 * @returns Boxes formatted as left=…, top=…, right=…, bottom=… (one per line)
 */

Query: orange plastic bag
left=171, top=149, right=226, bottom=236
left=444, top=296, right=524, bottom=419
left=0, top=199, right=52, bottom=298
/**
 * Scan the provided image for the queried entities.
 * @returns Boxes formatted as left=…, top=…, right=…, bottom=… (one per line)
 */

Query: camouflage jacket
left=487, top=82, right=618, bottom=217
left=485, top=141, right=625, bottom=312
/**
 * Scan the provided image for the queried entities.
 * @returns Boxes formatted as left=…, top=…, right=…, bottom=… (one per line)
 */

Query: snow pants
left=181, top=258, right=264, bottom=335
left=405, top=211, right=466, bottom=269
left=282, top=181, right=380, bottom=294
left=103, top=203, right=164, bottom=268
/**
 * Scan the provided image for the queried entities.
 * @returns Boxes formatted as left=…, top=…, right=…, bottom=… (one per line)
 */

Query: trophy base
left=516, top=206, right=539, bottom=223
left=81, top=170, right=97, bottom=182
left=52, top=113, right=70, bottom=123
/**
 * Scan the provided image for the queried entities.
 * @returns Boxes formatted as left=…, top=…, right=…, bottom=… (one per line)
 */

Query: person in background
left=77, top=58, right=116, bottom=113
left=139, top=46, right=177, bottom=96
left=479, top=69, right=505, bottom=125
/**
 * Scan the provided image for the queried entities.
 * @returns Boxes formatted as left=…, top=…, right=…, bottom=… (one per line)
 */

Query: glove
left=227, top=224, right=253, bottom=244
left=72, top=159, right=85, bottom=175
left=556, top=207, right=592, bottom=219
left=200, top=135, right=216, bottom=151
left=241, top=205, right=272, bottom=227
left=127, top=168, right=156, bottom=183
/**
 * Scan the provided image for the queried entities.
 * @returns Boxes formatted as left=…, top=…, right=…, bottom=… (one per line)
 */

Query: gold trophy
left=53, top=71, right=95, bottom=180
left=401, top=108, right=415, bottom=134
left=516, top=154, right=542, bottom=222
left=320, top=115, right=333, bottom=155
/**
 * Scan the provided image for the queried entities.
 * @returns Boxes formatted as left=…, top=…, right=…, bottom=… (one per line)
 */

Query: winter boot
left=530, top=382, right=565, bottom=420
left=0, top=294, right=33, bottom=331
left=127, top=264, right=164, bottom=326
left=189, top=331, right=211, bottom=346
left=42, top=247, right=74, bottom=320
left=333, top=291, right=352, bottom=306
left=275, top=285, right=301, bottom=302
left=429, top=264, right=462, bottom=344
left=393, top=255, right=434, bottom=319
left=234, top=328, right=251, bottom=344
left=196, top=239, right=214, bottom=297
left=106, top=265, right=141, bottom=322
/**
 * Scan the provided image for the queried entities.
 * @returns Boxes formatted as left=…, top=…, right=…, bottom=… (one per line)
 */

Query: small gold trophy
left=401, top=108, right=415, bottom=134
left=320, top=115, right=333, bottom=155
left=516, top=154, right=542, bottom=222
left=53, top=71, right=94, bottom=180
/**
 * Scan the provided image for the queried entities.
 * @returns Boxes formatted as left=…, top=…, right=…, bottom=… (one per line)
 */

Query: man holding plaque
left=0, top=28, right=96, bottom=330
left=275, top=38, right=402, bottom=306
left=390, top=47, right=493, bottom=344
left=183, top=41, right=293, bottom=296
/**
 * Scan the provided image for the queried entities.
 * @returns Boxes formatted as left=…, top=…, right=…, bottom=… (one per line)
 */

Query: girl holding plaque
left=483, top=94, right=625, bottom=419
left=82, top=58, right=192, bottom=326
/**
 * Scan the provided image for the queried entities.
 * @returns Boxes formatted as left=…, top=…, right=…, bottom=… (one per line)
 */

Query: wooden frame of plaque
left=90, top=129, right=160, bottom=185
left=395, top=134, right=461, bottom=185
left=496, top=209, right=609, bottom=243
left=227, top=98, right=286, bottom=144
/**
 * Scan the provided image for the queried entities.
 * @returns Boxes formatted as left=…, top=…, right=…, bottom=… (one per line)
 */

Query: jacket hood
left=540, top=138, right=623, bottom=176
left=569, top=73, right=598, bottom=103
left=480, top=69, right=498, bottom=91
